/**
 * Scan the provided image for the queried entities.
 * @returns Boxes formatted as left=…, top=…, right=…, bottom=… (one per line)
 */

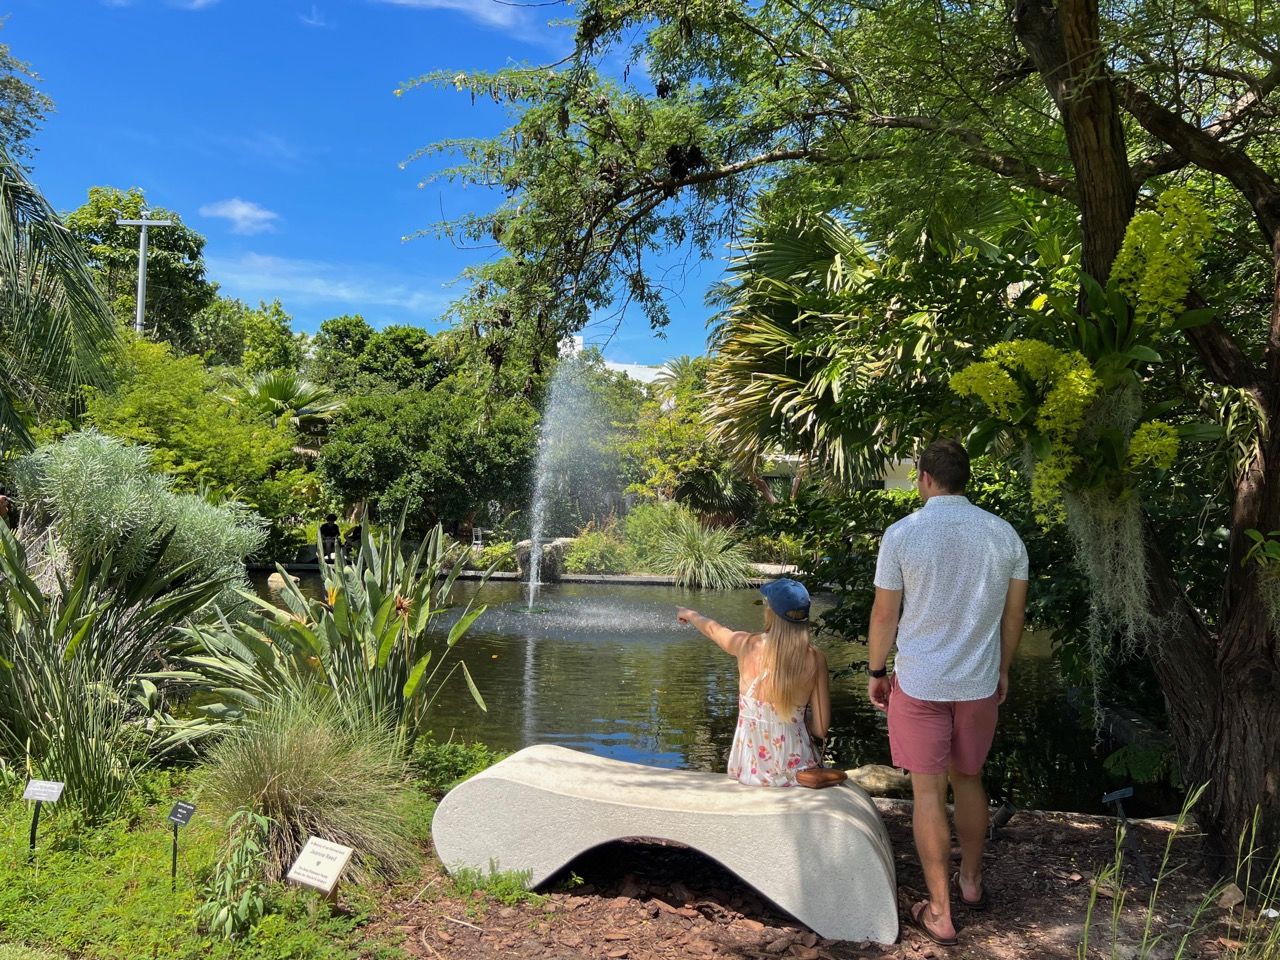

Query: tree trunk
left=1013, top=0, right=1136, bottom=280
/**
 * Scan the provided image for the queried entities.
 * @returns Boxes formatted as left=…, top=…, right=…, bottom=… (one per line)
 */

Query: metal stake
left=28, top=800, right=41, bottom=855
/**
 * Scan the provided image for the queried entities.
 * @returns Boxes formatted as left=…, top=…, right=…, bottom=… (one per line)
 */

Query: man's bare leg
left=950, top=768, right=988, bottom=904
left=910, top=771, right=956, bottom=940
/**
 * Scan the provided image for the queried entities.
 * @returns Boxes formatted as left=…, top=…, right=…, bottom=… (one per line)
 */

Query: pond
left=254, top=574, right=1173, bottom=817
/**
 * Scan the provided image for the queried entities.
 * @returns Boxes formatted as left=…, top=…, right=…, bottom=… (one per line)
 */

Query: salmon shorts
left=887, top=675, right=999, bottom=776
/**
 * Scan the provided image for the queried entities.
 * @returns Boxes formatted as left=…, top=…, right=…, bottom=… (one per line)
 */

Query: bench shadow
left=540, top=836, right=809, bottom=933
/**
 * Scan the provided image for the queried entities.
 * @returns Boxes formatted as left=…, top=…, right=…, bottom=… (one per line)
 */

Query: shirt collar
left=922, top=494, right=971, bottom=509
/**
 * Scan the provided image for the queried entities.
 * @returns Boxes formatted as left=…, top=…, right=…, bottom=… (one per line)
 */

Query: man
left=866, top=439, right=1028, bottom=946
left=319, top=513, right=341, bottom=562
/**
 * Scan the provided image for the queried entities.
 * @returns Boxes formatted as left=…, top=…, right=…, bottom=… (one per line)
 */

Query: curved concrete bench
left=431, top=744, right=898, bottom=944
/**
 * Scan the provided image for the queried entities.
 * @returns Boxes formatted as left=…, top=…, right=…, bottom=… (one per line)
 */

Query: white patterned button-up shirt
left=873, top=495, right=1029, bottom=702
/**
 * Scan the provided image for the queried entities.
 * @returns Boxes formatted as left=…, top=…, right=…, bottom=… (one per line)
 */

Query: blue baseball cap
left=759, top=578, right=810, bottom=623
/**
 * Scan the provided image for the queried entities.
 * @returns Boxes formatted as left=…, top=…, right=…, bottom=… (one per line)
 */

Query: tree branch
left=1119, top=78, right=1280, bottom=242
left=866, top=115, right=1078, bottom=201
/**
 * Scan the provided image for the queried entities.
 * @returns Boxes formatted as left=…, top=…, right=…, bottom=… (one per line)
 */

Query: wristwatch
left=868, top=665, right=888, bottom=678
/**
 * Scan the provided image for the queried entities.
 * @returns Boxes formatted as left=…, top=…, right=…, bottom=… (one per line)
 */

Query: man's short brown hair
left=919, top=439, right=970, bottom=493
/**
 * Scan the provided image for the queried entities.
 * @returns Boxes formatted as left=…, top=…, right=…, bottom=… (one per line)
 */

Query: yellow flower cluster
left=952, top=339, right=1103, bottom=520
left=1128, top=420, right=1179, bottom=470
left=949, top=362, right=1020, bottom=419
left=1110, top=188, right=1212, bottom=328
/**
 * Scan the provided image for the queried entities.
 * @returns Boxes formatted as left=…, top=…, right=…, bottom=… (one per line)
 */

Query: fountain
left=524, top=353, right=627, bottom=608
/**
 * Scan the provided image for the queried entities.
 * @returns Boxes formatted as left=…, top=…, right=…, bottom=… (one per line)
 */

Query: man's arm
left=866, top=587, right=902, bottom=712
left=997, top=579, right=1028, bottom=704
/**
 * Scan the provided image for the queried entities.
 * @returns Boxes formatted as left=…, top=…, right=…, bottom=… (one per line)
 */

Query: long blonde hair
left=757, top=606, right=814, bottom=712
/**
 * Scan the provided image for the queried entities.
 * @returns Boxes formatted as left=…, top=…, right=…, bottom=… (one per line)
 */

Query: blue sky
left=8, top=0, right=720, bottom=365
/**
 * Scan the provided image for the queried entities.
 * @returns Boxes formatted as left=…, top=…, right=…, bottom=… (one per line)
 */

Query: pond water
left=255, top=574, right=1172, bottom=817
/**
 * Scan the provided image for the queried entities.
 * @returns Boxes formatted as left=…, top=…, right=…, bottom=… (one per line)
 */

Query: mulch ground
left=376, top=804, right=1243, bottom=960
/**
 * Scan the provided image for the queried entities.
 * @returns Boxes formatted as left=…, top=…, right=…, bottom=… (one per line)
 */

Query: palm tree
left=231, top=369, right=343, bottom=456
left=0, top=149, right=118, bottom=451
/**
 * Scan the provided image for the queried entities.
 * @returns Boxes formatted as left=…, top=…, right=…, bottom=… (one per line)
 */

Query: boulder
left=847, top=764, right=912, bottom=798
left=515, top=537, right=576, bottom=582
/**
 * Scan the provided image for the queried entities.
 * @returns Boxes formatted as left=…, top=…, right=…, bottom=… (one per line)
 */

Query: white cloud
left=199, top=198, right=281, bottom=235
left=373, top=0, right=571, bottom=47
left=206, top=252, right=453, bottom=317
left=300, top=4, right=331, bottom=27
left=171, top=0, right=221, bottom=8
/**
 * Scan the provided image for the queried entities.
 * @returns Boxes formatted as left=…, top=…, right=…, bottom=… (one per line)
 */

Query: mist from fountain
left=526, top=355, right=621, bottom=608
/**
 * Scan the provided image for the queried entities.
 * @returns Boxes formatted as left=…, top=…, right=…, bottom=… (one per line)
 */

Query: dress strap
left=744, top=669, right=769, bottom=698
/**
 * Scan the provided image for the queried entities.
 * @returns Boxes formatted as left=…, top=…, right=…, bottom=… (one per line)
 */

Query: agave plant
left=159, top=521, right=488, bottom=749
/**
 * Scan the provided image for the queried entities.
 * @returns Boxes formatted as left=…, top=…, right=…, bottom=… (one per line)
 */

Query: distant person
left=319, top=513, right=341, bottom=561
left=0, top=487, right=10, bottom=529
left=866, top=439, right=1028, bottom=946
left=342, top=522, right=363, bottom=555
left=677, top=578, right=836, bottom=787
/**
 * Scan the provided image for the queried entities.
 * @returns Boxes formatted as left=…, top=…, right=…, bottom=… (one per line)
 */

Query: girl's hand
left=675, top=607, right=697, bottom=625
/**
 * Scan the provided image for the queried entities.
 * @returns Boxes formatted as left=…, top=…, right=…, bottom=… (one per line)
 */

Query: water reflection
left=252, top=574, right=1170, bottom=815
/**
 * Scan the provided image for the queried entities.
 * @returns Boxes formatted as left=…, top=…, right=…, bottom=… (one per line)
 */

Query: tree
left=417, top=0, right=1280, bottom=847
left=84, top=337, right=309, bottom=540
left=233, top=369, right=342, bottom=456
left=307, top=314, right=374, bottom=391
left=65, top=186, right=215, bottom=349
left=0, top=22, right=53, bottom=159
left=0, top=149, right=118, bottom=451
left=190, top=294, right=250, bottom=367
left=354, top=325, right=450, bottom=391
left=317, top=375, right=537, bottom=530
left=242, top=299, right=304, bottom=375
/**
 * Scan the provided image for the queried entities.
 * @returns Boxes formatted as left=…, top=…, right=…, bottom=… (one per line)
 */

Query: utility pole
left=115, top=207, right=173, bottom=334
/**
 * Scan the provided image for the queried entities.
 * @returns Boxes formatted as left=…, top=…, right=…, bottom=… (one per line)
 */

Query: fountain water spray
left=525, top=353, right=624, bottom=608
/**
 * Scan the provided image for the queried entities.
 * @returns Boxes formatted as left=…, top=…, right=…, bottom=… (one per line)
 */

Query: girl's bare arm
left=807, top=646, right=831, bottom=739
left=676, top=607, right=753, bottom=657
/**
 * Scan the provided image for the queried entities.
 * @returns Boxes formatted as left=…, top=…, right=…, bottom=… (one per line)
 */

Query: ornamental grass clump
left=198, top=691, right=419, bottom=883
left=655, top=511, right=755, bottom=589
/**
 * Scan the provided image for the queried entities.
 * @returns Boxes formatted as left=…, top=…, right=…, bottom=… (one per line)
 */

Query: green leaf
left=1122, top=345, right=1162, bottom=363
left=1176, top=423, right=1225, bottom=442
left=402, top=652, right=433, bottom=700
left=1171, top=307, right=1215, bottom=330
left=461, top=660, right=487, bottom=713
left=447, top=605, right=486, bottom=648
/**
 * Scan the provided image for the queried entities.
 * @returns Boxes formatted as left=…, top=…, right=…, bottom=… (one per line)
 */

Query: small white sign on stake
left=287, top=836, right=355, bottom=895
left=23, top=780, right=64, bottom=803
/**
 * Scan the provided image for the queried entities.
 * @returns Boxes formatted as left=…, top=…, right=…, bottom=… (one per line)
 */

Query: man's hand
left=997, top=669, right=1010, bottom=704
left=675, top=607, right=697, bottom=625
left=868, top=675, right=891, bottom=713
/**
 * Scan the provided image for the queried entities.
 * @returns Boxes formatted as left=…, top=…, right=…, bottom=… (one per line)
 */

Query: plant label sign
left=287, top=837, right=354, bottom=895
left=167, top=801, right=196, bottom=827
left=23, top=780, right=64, bottom=803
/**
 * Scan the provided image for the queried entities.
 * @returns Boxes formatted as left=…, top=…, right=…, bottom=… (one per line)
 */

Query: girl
left=677, top=578, right=832, bottom=786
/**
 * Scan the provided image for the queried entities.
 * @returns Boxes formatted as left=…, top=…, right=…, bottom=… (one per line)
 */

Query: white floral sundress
left=726, top=669, right=820, bottom=787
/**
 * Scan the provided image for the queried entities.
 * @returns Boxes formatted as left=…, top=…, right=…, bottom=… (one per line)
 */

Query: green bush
left=623, top=500, right=694, bottom=571
left=411, top=739, right=505, bottom=796
left=0, top=525, right=222, bottom=823
left=196, top=808, right=270, bottom=940
left=197, top=691, right=426, bottom=883
left=468, top=540, right=518, bottom=572
left=11, top=430, right=266, bottom=610
left=655, top=512, right=756, bottom=589
left=563, top=522, right=632, bottom=574
left=160, top=522, right=487, bottom=749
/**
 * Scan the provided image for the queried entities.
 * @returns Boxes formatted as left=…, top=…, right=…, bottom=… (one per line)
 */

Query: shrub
left=563, top=521, right=632, bottom=574
left=0, top=525, right=223, bottom=823
left=654, top=512, right=756, bottom=589
left=11, top=430, right=266, bottom=610
left=160, top=522, right=487, bottom=749
left=623, top=500, right=694, bottom=571
left=411, top=738, right=505, bottom=796
left=197, top=690, right=423, bottom=883
left=196, top=808, right=271, bottom=940
left=468, top=540, right=518, bottom=573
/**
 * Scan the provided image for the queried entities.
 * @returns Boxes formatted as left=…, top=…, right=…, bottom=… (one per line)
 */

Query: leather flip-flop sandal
left=908, top=900, right=959, bottom=947
left=952, top=871, right=990, bottom=911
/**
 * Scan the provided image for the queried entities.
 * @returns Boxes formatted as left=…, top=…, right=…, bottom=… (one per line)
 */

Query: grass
left=449, top=863, right=545, bottom=914
left=198, top=692, right=430, bottom=883
left=0, top=783, right=411, bottom=960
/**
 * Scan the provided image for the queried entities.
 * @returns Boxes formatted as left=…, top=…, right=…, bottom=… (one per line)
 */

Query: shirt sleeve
left=873, top=525, right=904, bottom=591
left=1012, top=533, right=1029, bottom=581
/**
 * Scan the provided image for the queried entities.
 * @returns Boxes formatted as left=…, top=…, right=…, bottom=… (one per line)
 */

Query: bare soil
left=373, top=804, right=1241, bottom=960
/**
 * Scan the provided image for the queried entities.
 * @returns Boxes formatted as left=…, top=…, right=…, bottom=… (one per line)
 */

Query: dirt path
left=377, top=806, right=1236, bottom=960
